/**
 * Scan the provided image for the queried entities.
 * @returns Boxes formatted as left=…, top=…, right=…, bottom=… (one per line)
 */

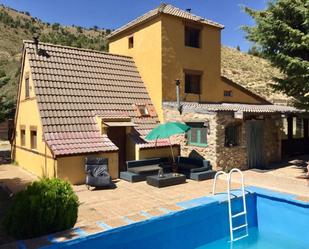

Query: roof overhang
left=103, top=121, right=136, bottom=127
left=163, top=102, right=305, bottom=115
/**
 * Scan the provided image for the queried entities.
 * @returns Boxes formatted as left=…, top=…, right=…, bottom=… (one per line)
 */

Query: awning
left=103, top=121, right=137, bottom=127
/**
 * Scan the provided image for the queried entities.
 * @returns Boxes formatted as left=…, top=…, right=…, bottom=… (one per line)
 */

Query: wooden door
left=107, top=127, right=127, bottom=173
left=246, top=120, right=265, bottom=169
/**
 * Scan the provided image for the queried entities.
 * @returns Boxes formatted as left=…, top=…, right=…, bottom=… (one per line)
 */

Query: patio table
left=146, top=173, right=186, bottom=188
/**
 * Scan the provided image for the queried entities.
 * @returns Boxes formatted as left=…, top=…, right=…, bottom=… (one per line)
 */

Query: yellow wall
left=109, top=14, right=263, bottom=123
left=57, top=152, right=119, bottom=185
left=12, top=52, right=56, bottom=178
left=109, top=17, right=163, bottom=120
left=137, top=146, right=180, bottom=161
left=161, top=14, right=261, bottom=105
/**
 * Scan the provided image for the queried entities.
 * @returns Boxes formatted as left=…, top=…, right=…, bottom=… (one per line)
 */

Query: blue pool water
left=198, top=227, right=308, bottom=249
left=42, top=187, right=309, bottom=249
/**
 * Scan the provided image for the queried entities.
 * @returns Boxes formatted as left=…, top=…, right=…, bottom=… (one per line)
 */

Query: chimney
left=175, top=79, right=182, bottom=113
left=186, top=8, right=191, bottom=13
left=33, top=34, right=39, bottom=54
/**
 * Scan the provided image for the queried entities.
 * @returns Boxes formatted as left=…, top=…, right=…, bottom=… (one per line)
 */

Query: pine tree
left=242, top=0, right=309, bottom=108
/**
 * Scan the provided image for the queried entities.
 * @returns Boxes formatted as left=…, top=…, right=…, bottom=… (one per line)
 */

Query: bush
left=3, top=178, right=79, bottom=239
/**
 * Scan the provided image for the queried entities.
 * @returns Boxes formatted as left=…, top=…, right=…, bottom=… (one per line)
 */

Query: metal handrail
left=212, top=170, right=228, bottom=196
left=212, top=168, right=248, bottom=242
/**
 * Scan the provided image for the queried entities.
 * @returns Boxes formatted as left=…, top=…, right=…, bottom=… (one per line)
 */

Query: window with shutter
left=185, top=26, right=201, bottom=48
left=25, top=75, right=30, bottom=99
left=187, top=122, right=207, bottom=147
left=20, top=129, right=26, bottom=146
left=30, top=130, right=37, bottom=150
left=225, top=125, right=240, bottom=147
left=185, top=73, right=201, bottom=94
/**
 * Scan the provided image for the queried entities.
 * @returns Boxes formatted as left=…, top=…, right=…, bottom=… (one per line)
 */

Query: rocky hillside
left=221, top=46, right=290, bottom=105
left=0, top=4, right=289, bottom=122
left=0, top=4, right=109, bottom=121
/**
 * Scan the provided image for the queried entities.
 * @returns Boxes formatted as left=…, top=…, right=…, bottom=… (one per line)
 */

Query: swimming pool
left=42, top=187, right=309, bottom=249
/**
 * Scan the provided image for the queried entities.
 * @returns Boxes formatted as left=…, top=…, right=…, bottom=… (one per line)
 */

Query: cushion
left=190, top=166, right=211, bottom=173
left=85, top=158, right=109, bottom=177
left=178, top=157, right=202, bottom=166
left=126, top=158, right=168, bottom=169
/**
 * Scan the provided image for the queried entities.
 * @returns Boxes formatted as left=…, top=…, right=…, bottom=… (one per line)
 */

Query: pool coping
left=37, top=186, right=309, bottom=249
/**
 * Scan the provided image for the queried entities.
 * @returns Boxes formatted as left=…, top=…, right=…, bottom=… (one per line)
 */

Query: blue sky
left=0, top=0, right=268, bottom=51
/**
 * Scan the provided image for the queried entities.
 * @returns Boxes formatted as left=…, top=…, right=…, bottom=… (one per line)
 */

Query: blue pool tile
left=159, top=207, right=172, bottom=214
left=246, top=186, right=296, bottom=198
left=122, top=216, right=135, bottom=224
left=140, top=211, right=152, bottom=218
left=177, top=196, right=218, bottom=209
left=96, top=221, right=112, bottom=230
left=73, top=228, right=88, bottom=237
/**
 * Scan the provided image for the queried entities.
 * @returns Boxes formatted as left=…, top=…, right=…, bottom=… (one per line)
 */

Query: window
left=225, top=125, right=240, bottom=147
left=25, top=75, right=30, bottom=98
left=20, top=129, right=26, bottom=146
left=30, top=130, right=37, bottom=150
left=128, top=36, right=134, bottom=49
left=187, top=123, right=207, bottom=147
left=224, top=90, right=233, bottom=97
left=185, top=26, right=201, bottom=48
left=137, top=104, right=149, bottom=117
left=293, top=117, right=304, bottom=138
left=185, top=73, right=201, bottom=94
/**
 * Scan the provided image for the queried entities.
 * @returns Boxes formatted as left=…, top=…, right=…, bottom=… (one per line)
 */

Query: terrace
left=0, top=158, right=308, bottom=248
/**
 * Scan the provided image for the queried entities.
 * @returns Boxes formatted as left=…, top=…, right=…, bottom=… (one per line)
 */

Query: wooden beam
left=287, top=116, right=293, bottom=140
left=303, top=118, right=308, bottom=139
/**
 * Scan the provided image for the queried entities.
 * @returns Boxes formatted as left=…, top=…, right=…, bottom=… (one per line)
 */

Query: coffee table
left=146, top=173, right=186, bottom=188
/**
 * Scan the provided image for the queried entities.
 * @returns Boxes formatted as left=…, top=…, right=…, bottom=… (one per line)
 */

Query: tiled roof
left=129, top=134, right=176, bottom=149
left=24, top=41, right=160, bottom=156
left=107, top=3, right=224, bottom=39
left=163, top=102, right=302, bottom=114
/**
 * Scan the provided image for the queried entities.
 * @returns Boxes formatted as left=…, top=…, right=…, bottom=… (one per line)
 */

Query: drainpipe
left=175, top=79, right=182, bottom=114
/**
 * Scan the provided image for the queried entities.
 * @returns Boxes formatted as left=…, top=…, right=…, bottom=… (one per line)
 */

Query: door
left=107, top=127, right=127, bottom=173
left=246, top=120, right=264, bottom=169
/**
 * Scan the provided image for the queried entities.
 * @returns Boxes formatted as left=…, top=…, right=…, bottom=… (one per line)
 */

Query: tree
left=242, top=0, right=309, bottom=108
left=247, top=46, right=263, bottom=57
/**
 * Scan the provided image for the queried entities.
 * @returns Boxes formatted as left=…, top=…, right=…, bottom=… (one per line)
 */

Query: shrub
left=0, top=69, right=5, bottom=78
left=3, top=178, right=79, bottom=239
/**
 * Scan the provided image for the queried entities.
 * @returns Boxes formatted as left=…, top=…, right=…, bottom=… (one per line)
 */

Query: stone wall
left=163, top=106, right=282, bottom=171
left=263, top=116, right=282, bottom=164
left=216, top=113, right=247, bottom=170
left=163, top=107, right=218, bottom=169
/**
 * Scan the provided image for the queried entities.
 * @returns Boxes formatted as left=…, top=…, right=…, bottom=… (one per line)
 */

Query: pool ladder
left=212, top=168, right=248, bottom=242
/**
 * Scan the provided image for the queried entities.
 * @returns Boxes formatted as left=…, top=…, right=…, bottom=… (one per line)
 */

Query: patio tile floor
left=0, top=162, right=309, bottom=248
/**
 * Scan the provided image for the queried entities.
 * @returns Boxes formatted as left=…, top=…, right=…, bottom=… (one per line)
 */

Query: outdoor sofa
left=120, top=157, right=171, bottom=183
left=177, top=156, right=216, bottom=181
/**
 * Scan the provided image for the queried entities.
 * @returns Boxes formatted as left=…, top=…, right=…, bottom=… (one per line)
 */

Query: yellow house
left=108, top=3, right=300, bottom=170
left=11, top=40, right=178, bottom=184
left=108, top=3, right=269, bottom=122
left=12, top=4, right=301, bottom=182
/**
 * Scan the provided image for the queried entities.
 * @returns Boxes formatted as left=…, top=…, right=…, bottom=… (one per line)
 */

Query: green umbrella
left=145, top=122, right=190, bottom=162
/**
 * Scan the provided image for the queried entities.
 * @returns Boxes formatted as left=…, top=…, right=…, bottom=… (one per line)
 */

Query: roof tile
left=108, top=4, right=224, bottom=39
left=25, top=41, right=160, bottom=155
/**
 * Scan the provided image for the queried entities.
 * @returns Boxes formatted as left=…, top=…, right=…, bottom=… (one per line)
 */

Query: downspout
left=175, top=79, right=182, bottom=114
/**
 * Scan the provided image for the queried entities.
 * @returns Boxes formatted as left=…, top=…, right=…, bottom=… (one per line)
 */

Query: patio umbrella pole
left=169, top=137, right=175, bottom=163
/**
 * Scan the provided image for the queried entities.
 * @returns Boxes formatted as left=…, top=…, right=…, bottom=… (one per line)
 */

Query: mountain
left=221, top=46, right=290, bottom=105
left=0, top=4, right=288, bottom=122
left=0, top=4, right=109, bottom=121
